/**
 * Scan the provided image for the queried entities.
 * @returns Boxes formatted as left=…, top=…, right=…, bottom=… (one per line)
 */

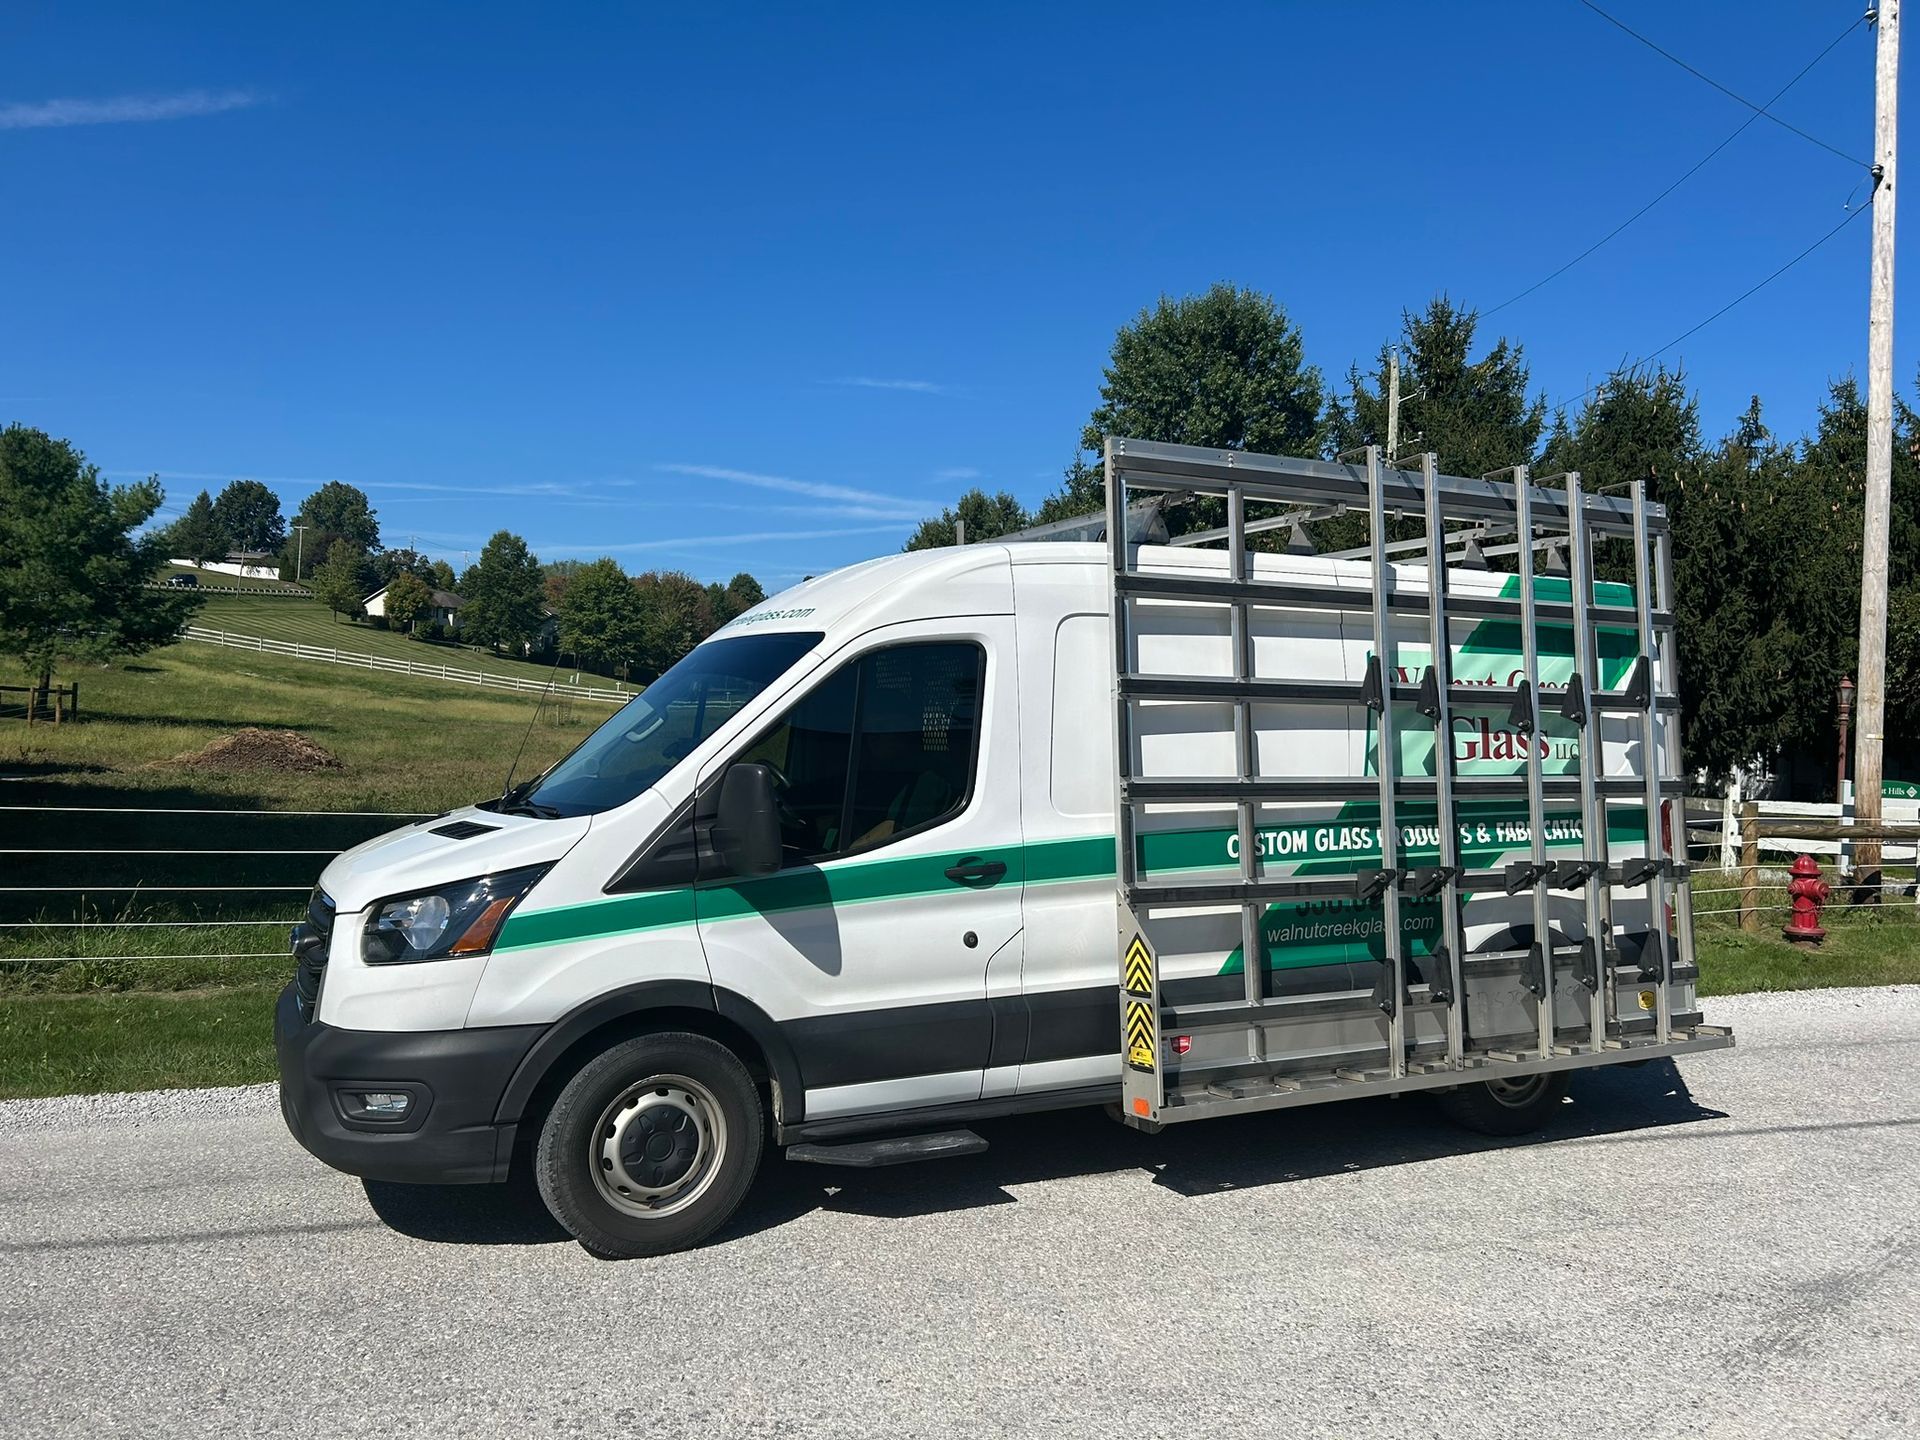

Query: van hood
left=317, top=805, right=592, bottom=914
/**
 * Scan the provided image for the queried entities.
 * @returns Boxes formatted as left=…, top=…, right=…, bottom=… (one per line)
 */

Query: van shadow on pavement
left=726, top=1058, right=1725, bottom=1240
left=361, top=1059, right=1724, bottom=1253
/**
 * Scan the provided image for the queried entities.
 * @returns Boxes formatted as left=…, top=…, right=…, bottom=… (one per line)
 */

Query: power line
left=1554, top=198, right=1871, bottom=414
left=1576, top=0, right=1870, bottom=168
left=1487, top=11, right=1868, bottom=317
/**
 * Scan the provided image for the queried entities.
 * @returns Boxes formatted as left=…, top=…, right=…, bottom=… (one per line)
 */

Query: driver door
left=695, top=617, right=1023, bottom=1121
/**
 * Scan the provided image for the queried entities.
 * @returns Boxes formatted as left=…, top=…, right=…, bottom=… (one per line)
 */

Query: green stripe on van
left=493, top=834, right=1114, bottom=953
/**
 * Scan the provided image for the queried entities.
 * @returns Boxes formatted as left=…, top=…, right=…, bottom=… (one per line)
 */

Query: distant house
left=363, top=583, right=465, bottom=630
left=527, top=607, right=561, bottom=656
left=169, top=549, right=282, bottom=581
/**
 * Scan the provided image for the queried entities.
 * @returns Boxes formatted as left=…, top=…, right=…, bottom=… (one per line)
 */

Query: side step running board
left=785, top=1129, right=989, bottom=1168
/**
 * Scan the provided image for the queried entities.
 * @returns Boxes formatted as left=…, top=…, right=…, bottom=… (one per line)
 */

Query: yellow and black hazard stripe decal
left=1122, top=934, right=1154, bottom=998
left=1124, top=999, right=1156, bottom=1072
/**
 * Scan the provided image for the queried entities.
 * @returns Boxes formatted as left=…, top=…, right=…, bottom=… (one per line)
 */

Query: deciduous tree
left=1036, top=282, right=1323, bottom=530
left=312, top=539, right=369, bottom=622
left=632, top=570, right=715, bottom=678
left=559, top=557, right=647, bottom=678
left=292, top=481, right=380, bottom=554
left=382, top=570, right=433, bottom=635
left=211, top=479, right=286, bottom=553
left=460, top=531, right=547, bottom=653
left=905, top=489, right=1029, bottom=550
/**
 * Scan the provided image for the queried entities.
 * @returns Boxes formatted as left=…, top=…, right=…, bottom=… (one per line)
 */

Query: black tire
left=535, top=1031, right=763, bottom=1258
left=1434, top=1070, right=1571, bottom=1137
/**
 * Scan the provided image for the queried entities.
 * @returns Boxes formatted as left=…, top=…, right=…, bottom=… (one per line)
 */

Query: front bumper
left=274, top=982, right=543, bottom=1185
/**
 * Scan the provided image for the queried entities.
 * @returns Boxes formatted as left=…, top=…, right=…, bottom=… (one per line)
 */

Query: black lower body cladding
left=273, top=982, right=543, bottom=1185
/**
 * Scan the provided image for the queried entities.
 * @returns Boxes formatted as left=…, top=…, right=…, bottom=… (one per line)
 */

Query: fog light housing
left=338, top=1089, right=413, bottom=1121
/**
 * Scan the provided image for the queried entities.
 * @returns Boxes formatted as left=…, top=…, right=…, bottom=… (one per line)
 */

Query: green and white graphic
left=1370, top=576, right=1640, bottom=779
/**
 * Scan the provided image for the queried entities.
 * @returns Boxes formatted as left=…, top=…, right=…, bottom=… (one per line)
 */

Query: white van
left=277, top=442, right=1729, bottom=1257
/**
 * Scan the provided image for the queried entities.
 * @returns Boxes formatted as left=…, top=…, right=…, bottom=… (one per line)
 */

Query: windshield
left=517, top=632, right=823, bottom=817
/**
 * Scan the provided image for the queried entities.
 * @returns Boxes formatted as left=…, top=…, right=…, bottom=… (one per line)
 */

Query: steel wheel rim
left=589, top=1073, right=726, bottom=1219
left=1485, top=1074, right=1552, bottom=1108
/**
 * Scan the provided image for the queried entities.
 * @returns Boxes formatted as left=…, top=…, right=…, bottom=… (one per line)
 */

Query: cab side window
left=725, top=640, right=984, bottom=871
left=842, top=644, right=982, bottom=853
left=736, top=663, right=858, bottom=862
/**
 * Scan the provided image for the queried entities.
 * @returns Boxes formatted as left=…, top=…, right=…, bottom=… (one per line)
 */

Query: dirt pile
left=175, top=728, right=342, bottom=774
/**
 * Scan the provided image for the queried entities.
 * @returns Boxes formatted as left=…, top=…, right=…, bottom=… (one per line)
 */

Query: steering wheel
left=753, top=758, right=808, bottom=835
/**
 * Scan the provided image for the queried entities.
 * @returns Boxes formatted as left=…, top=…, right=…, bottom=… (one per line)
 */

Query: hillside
left=3, top=640, right=599, bottom=815
left=189, top=591, right=635, bottom=693
left=157, top=563, right=309, bottom=594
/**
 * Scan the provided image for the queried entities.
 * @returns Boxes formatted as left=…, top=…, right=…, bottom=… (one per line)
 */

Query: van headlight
left=361, top=865, right=550, bottom=965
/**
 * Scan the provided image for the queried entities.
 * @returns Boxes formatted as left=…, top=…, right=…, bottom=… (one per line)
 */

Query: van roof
left=709, top=539, right=1632, bottom=649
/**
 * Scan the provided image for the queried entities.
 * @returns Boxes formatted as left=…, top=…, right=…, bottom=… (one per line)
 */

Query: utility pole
left=292, top=523, right=310, bottom=581
left=1855, top=1, right=1900, bottom=896
left=1385, top=352, right=1401, bottom=459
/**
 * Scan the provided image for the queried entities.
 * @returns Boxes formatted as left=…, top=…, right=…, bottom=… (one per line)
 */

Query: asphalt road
left=3, top=987, right=1917, bottom=1440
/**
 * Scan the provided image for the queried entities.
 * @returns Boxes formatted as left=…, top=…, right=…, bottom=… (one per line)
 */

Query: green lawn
left=0, top=642, right=637, bottom=1097
left=190, top=590, right=634, bottom=693
left=2, top=642, right=607, bottom=947
left=6, top=638, right=1916, bottom=1099
left=3, top=914, right=1915, bottom=1100
left=0, top=985, right=279, bottom=1098
left=4, top=640, right=601, bottom=815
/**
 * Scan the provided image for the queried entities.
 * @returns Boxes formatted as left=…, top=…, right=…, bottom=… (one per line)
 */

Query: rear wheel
left=535, top=1031, right=763, bottom=1258
left=1435, top=1070, right=1571, bottom=1137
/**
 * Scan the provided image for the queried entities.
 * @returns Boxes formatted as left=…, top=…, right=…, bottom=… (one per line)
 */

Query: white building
left=363, top=583, right=464, bottom=630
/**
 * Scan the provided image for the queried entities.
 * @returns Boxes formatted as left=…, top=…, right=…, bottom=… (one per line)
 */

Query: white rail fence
left=1681, top=794, right=1920, bottom=871
left=145, top=581, right=315, bottom=597
left=182, top=626, right=637, bottom=704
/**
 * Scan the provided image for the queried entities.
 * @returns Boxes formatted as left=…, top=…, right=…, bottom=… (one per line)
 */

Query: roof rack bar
left=1107, top=438, right=1659, bottom=537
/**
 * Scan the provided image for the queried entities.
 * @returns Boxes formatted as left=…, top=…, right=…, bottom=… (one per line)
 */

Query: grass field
left=190, top=590, right=632, bottom=692
left=3, top=901, right=1915, bottom=1099
left=4, top=640, right=601, bottom=816
left=2, top=642, right=607, bottom=951
left=6, top=632, right=1917, bottom=1100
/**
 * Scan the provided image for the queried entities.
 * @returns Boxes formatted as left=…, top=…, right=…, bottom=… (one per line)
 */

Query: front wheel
left=535, top=1031, right=763, bottom=1258
left=1434, top=1070, right=1571, bottom=1137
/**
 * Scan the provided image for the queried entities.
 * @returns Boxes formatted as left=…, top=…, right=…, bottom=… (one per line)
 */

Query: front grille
left=291, top=889, right=336, bottom=1023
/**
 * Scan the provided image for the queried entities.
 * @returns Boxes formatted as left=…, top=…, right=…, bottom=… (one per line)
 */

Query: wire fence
left=7, top=794, right=1915, bottom=974
left=0, top=804, right=434, bottom=974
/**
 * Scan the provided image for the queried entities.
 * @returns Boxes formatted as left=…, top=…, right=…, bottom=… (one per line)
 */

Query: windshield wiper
left=499, top=799, right=562, bottom=819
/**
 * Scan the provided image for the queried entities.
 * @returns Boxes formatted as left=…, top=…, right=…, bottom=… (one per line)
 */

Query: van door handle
left=944, top=856, right=1007, bottom=886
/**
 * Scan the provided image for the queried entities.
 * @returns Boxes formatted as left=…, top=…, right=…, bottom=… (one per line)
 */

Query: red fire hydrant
left=1783, top=854, right=1830, bottom=945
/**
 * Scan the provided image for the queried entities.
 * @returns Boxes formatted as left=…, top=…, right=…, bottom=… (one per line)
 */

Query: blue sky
left=2, top=2, right=1906, bottom=590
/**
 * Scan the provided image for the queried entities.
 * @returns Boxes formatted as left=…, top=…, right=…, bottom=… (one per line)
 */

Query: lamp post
left=1837, top=675, right=1856, bottom=807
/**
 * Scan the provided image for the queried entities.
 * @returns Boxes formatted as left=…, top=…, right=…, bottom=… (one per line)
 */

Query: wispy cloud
left=822, top=376, right=950, bottom=396
left=932, top=466, right=981, bottom=482
left=369, top=479, right=587, bottom=499
left=111, top=470, right=598, bottom=502
left=108, top=469, right=337, bottom=486
left=535, top=523, right=908, bottom=556
left=0, top=89, right=266, bottom=131
left=656, top=463, right=922, bottom=518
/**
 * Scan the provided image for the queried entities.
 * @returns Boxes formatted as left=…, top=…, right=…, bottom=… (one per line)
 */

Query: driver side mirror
left=714, top=762, right=782, bottom=876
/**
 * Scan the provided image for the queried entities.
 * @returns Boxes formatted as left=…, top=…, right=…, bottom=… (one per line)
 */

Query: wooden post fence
left=1739, top=801, right=1761, bottom=933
